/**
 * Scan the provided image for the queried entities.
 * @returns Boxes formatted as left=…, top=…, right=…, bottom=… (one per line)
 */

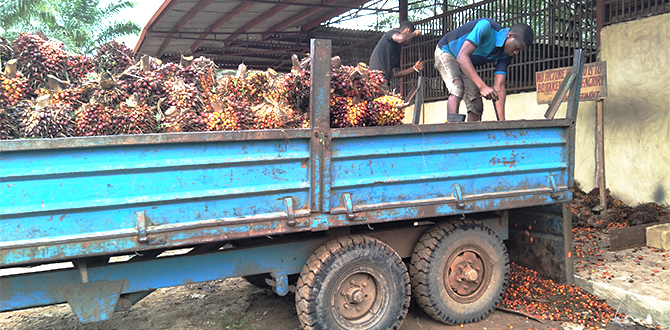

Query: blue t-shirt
left=437, top=18, right=512, bottom=76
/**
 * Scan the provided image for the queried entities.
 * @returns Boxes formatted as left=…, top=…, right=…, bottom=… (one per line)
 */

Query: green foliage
left=0, top=0, right=140, bottom=55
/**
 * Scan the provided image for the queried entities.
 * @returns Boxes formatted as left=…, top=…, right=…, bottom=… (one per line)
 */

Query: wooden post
left=596, top=98, right=607, bottom=210
left=4, top=59, right=17, bottom=78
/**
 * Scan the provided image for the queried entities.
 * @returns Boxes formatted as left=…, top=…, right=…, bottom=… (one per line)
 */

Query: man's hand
left=479, top=85, right=499, bottom=101
left=413, top=60, right=424, bottom=72
left=413, top=30, right=422, bottom=37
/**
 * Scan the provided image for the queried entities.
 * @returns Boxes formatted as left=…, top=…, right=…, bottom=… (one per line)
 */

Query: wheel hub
left=445, top=250, right=489, bottom=302
left=335, top=273, right=377, bottom=320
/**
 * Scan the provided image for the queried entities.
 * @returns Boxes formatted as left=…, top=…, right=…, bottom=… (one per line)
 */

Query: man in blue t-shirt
left=435, top=18, right=533, bottom=121
left=369, top=21, right=424, bottom=86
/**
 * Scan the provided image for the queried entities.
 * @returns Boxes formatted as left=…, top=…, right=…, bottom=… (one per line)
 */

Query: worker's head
left=399, top=21, right=415, bottom=33
left=504, top=23, right=534, bottom=56
left=398, top=21, right=417, bottom=44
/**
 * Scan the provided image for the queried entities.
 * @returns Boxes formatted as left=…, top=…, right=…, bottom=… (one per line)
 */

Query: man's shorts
left=434, top=47, right=483, bottom=115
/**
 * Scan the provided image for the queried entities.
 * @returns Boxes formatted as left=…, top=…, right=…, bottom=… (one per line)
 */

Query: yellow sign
left=536, top=62, right=607, bottom=104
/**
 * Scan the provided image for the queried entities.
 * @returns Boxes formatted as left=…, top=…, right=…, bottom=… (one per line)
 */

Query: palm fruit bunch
left=330, top=96, right=355, bottom=128
left=51, top=86, right=94, bottom=110
left=111, top=100, right=159, bottom=135
left=66, top=55, right=96, bottom=84
left=162, top=81, right=210, bottom=132
left=22, top=99, right=75, bottom=138
left=158, top=62, right=182, bottom=81
left=182, top=56, right=217, bottom=96
left=95, top=40, right=135, bottom=76
left=0, top=74, right=29, bottom=108
left=89, top=84, right=127, bottom=108
left=283, top=70, right=310, bottom=115
left=330, top=65, right=357, bottom=97
left=250, top=97, right=297, bottom=130
left=369, top=94, right=405, bottom=126
left=0, top=101, right=26, bottom=140
left=120, top=69, right=167, bottom=108
left=356, top=70, right=387, bottom=100
left=14, top=33, right=68, bottom=92
left=206, top=96, right=250, bottom=131
left=74, top=103, right=113, bottom=136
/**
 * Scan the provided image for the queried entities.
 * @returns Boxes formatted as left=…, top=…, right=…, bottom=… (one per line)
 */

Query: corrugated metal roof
left=135, top=0, right=381, bottom=72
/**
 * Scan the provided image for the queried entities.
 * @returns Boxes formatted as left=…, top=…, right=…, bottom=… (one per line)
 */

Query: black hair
left=399, top=21, right=415, bottom=32
left=510, top=23, right=534, bottom=47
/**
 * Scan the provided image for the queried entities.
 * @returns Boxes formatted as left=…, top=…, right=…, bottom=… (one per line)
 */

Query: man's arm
left=392, top=29, right=420, bottom=44
left=493, top=74, right=506, bottom=121
left=456, top=41, right=498, bottom=101
left=392, top=60, right=424, bottom=79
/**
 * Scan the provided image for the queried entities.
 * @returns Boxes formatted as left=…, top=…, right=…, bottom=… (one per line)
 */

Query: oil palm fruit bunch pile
left=74, top=103, right=113, bottom=136
left=206, top=96, right=251, bottom=131
left=369, top=94, right=405, bottom=126
left=163, top=81, right=210, bottom=132
left=283, top=70, right=310, bottom=115
left=212, top=67, right=296, bottom=130
left=182, top=56, right=217, bottom=96
left=14, top=33, right=68, bottom=92
left=111, top=100, right=159, bottom=135
left=22, top=98, right=75, bottom=138
left=66, top=55, right=97, bottom=84
left=0, top=102, right=25, bottom=139
left=329, top=62, right=405, bottom=128
left=95, top=40, right=135, bottom=76
left=0, top=73, right=29, bottom=108
left=89, top=75, right=128, bottom=108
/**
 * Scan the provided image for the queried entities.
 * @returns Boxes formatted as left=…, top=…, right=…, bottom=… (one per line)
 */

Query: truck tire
left=295, top=235, right=410, bottom=330
left=409, top=220, right=509, bottom=325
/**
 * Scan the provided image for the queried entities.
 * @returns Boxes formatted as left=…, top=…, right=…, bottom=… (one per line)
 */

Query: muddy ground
left=0, top=278, right=612, bottom=330
left=0, top=274, right=657, bottom=330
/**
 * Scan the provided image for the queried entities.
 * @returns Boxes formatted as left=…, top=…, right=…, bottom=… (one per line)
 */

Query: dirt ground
left=0, top=275, right=656, bottom=330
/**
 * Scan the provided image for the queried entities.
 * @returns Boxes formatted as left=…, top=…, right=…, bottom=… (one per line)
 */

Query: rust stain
left=59, top=214, right=66, bottom=221
left=369, top=160, right=373, bottom=176
left=48, top=215, right=53, bottom=221
left=301, top=160, right=308, bottom=168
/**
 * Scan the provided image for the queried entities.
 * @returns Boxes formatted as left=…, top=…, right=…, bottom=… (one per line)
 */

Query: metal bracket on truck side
left=135, top=211, right=166, bottom=245
left=452, top=184, right=470, bottom=210
left=547, top=176, right=560, bottom=199
left=284, top=197, right=309, bottom=227
left=341, top=193, right=366, bottom=221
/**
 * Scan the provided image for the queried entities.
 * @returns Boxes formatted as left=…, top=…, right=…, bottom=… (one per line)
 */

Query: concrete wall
left=404, top=12, right=670, bottom=206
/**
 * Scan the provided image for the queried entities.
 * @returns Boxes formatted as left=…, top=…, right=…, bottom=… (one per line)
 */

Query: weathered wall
left=405, top=13, right=670, bottom=206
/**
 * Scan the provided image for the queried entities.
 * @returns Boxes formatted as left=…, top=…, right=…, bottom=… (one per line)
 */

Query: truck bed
left=1, top=119, right=573, bottom=268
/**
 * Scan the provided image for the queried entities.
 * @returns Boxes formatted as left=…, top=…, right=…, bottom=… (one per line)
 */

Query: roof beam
left=262, top=0, right=340, bottom=38
left=302, top=0, right=367, bottom=31
left=220, top=0, right=301, bottom=45
left=189, top=2, right=254, bottom=53
left=156, top=0, right=217, bottom=57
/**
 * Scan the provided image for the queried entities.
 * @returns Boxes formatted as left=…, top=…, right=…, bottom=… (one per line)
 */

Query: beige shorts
left=434, top=47, right=482, bottom=115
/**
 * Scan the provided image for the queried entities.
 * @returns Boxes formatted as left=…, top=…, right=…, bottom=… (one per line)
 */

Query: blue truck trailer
left=0, top=40, right=583, bottom=329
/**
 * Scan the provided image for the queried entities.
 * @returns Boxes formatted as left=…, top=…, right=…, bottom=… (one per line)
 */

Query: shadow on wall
left=654, top=185, right=666, bottom=204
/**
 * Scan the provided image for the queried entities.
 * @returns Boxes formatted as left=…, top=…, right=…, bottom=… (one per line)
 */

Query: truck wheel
left=409, top=220, right=509, bottom=325
left=295, top=235, right=410, bottom=330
